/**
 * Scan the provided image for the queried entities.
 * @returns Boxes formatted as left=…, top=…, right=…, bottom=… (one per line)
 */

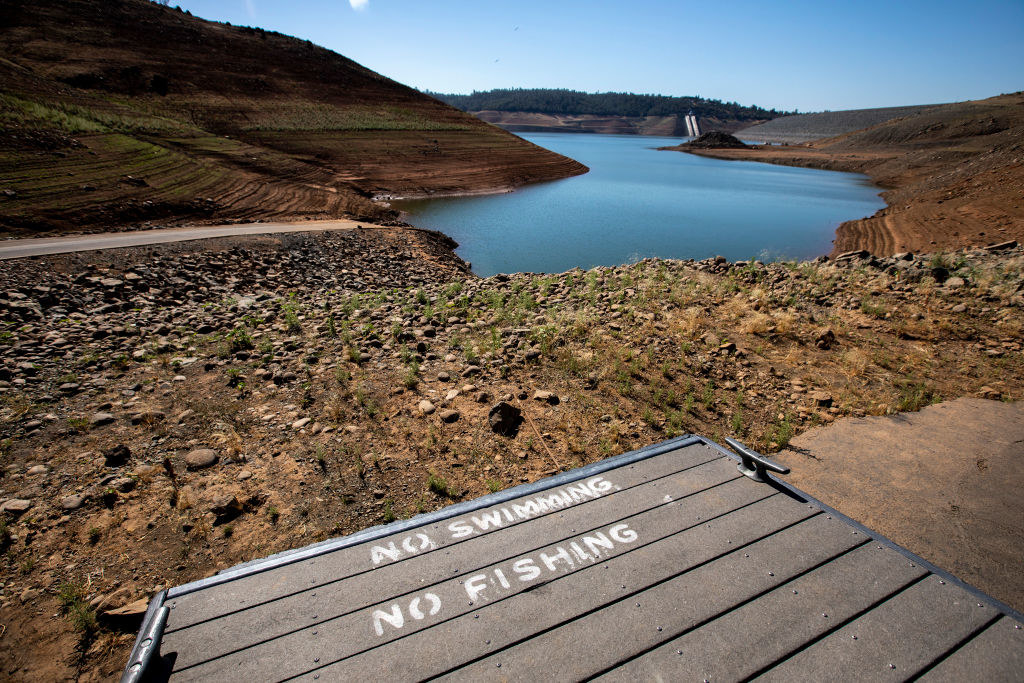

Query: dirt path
left=775, top=398, right=1024, bottom=613
left=0, top=219, right=365, bottom=259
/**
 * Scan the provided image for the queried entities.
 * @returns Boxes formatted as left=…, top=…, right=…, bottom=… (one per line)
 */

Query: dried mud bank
left=1, top=236, right=1023, bottom=679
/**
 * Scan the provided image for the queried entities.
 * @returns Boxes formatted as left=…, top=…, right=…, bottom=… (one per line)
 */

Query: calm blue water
left=395, top=133, right=885, bottom=276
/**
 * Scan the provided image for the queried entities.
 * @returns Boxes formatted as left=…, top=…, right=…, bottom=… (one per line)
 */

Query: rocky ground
left=1, top=233, right=1023, bottom=679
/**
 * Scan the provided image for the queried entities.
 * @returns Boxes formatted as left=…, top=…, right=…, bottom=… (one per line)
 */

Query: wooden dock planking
left=124, top=436, right=1024, bottom=682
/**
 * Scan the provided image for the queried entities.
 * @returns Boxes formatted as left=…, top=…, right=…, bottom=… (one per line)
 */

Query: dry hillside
left=0, top=0, right=586, bottom=234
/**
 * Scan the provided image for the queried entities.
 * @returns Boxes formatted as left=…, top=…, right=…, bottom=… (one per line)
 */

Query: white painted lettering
left=424, top=592, right=441, bottom=615
left=465, top=574, right=489, bottom=602
left=539, top=493, right=566, bottom=512
left=448, top=519, right=475, bottom=539
left=494, top=568, right=511, bottom=589
left=513, top=558, right=541, bottom=582
left=582, top=532, right=614, bottom=556
left=609, top=523, right=638, bottom=544
left=511, top=501, right=539, bottom=519
left=566, top=483, right=597, bottom=502
left=570, top=542, right=590, bottom=562
left=372, top=605, right=403, bottom=636
left=540, top=546, right=575, bottom=572
left=472, top=510, right=504, bottom=531
left=407, top=593, right=441, bottom=619
left=370, top=542, right=401, bottom=565
left=444, top=477, right=620, bottom=541
left=408, top=596, right=425, bottom=620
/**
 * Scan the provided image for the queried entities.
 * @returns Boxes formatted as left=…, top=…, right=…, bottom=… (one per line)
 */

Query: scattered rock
left=978, top=386, right=1002, bottom=400
left=0, top=499, right=32, bottom=515
left=418, top=399, right=436, bottom=415
left=109, top=477, right=136, bottom=493
left=810, top=391, right=833, bottom=408
left=488, top=402, right=521, bottom=436
left=532, top=390, right=560, bottom=405
left=89, top=412, right=115, bottom=427
left=814, top=329, right=836, bottom=350
left=291, top=417, right=312, bottom=430
left=103, top=444, right=131, bottom=466
left=61, top=494, right=86, bottom=510
left=439, top=409, right=460, bottom=423
left=944, top=276, right=966, bottom=289
left=683, top=131, right=747, bottom=149
left=131, top=410, right=166, bottom=425
left=100, top=598, right=150, bottom=630
left=835, top=250, right=870, bottom=262
left=185, top=448, right=219, bottom=470
left=210, top=494, right=243, bottom=524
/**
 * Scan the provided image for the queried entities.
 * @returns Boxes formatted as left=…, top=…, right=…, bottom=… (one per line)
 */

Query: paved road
left=0, top=219, right=363, bottom=260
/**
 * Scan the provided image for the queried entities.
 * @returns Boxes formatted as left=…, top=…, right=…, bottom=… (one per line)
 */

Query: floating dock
left=123, top=435, right=1024, bottom=681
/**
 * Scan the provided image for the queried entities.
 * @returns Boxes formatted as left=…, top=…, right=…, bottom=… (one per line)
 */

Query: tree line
left=427, top=88, right=791, bottom=121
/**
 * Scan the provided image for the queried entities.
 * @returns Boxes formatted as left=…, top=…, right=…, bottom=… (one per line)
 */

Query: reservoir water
left=395, top=133, right=885, bottom=276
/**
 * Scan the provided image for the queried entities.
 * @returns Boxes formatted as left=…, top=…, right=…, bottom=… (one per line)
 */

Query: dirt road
left=0, top=219, right=365, bottom=259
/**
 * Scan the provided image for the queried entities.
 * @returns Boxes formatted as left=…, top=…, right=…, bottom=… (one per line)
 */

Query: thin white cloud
left=349, top=0, right=369, bottom=10
left=244, top=0, right=255, bottom=20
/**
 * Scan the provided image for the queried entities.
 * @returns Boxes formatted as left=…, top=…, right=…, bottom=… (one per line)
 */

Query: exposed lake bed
left=396, top=132, right=886, bottom=276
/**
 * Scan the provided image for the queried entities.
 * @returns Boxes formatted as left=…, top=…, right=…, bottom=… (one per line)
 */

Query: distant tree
left=426, top=88, right=793, bottom=121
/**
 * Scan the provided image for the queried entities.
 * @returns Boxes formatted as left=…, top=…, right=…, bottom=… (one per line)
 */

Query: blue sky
left=174, top=0, right=1023, bottom=112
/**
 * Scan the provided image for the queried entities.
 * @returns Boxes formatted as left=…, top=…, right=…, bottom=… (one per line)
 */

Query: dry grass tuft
left=840, top=348, right=871, bottom=378
left=739, top=313, right=773, bottom=335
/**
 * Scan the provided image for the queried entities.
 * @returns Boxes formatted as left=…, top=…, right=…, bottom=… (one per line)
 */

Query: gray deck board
left=131, top=437, right=1024, bottom=683
left=163, top=442, right=720, bottom=631
left=920, top=616, right=1024, bottom=682
left=598, top=543, right=928, bottom=681
left=169, top=467, right=773, bottom=679
left=754, top=575, right=1000, bottom=682
left=287, top=493, right=813, bottom=682
left=163, top=454, right=743, bottom=672
left=440, top=513, right=860, bottom=681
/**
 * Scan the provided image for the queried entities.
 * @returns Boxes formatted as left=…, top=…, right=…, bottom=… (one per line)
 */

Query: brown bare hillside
left=0, top=0, right=586, bottom=234
left=667, top=93, right=1024, bottom=257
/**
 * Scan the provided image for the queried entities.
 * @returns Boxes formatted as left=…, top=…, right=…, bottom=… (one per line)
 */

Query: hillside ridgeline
left=434, top=88, right=788, bottom=136
left=0, top=0, right=586, bottom=235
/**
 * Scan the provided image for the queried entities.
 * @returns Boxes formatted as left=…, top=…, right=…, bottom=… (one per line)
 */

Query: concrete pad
left=776, top=398, right=1024, bottom=612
